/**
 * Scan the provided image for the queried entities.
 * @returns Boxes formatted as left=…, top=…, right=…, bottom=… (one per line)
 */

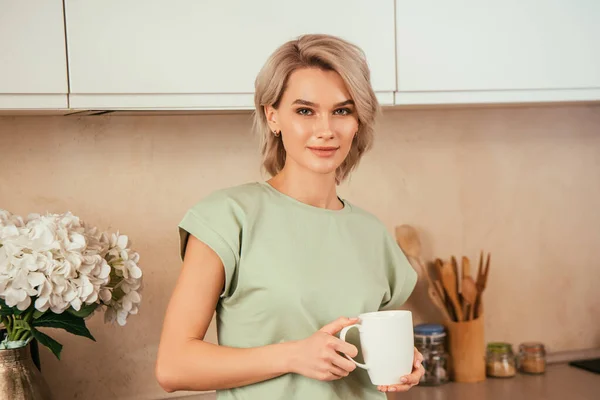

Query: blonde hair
left=253, top=34, right=380, bottom=183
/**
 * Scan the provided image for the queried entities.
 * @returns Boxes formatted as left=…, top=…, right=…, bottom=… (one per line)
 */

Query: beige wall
left=1, top=104, right=599, bottom=399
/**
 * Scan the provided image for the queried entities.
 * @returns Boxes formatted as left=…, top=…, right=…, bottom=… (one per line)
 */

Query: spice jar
left=414, top=324, right=449, bottom=386
left=486, top=342, right=516, bottom=378
left=518, top=342, right=547, bottom=374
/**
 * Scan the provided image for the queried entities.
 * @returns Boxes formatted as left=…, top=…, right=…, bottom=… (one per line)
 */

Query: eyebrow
left=291, top=99, right=355, bottom=107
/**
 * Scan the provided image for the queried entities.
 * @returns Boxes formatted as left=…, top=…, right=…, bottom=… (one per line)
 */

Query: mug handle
left=339, top=324, right=368, bottom=369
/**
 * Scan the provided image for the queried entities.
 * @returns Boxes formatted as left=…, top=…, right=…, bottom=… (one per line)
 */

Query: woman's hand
left=377, top=347, right=425, bottom=393
left=288, top=317, right=360, bottom=381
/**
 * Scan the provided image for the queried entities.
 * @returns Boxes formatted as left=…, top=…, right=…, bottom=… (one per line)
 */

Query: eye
left=296, top=108, right=313, bottom=116
left=334, top=108, right=353, bottom=116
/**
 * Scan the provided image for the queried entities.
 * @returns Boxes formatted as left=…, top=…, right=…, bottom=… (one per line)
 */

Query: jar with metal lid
left=486, top=342, right=516, bottom=378
left=414, top=324, right=449, bottom=386
left=518, top=342, right=546, bottom=374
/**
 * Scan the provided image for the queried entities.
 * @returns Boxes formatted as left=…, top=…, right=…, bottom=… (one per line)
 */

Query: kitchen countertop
left=167, top=362, right=598, bottom=400
left=389, top=363, right=598, bottom=400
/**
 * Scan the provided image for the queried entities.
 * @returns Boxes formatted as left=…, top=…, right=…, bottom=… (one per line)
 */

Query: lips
left=307, top=146, right=339, bottom=157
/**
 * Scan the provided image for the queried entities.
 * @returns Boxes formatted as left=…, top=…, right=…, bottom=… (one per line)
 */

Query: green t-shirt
left=178, top=182, right=417, bottom=400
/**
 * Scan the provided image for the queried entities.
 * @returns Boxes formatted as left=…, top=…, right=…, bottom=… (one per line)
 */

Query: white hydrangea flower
left=101, top=233, right=143, bottom=326
left=0, top=210, right=142, bottom=324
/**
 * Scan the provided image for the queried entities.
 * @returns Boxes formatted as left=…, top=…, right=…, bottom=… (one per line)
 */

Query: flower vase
left=0, top=342, right=53, bottom=400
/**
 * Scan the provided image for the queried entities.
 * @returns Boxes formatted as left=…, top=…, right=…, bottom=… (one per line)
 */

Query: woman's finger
left=330, top=353, right=357, bottom=374
left=327, top=363, right=350, bottom=379
left=413, top=347, right=424, bottom=366
left=402, top=367, right=424, bottom=386
left=378, top=384, right=411, bottom=392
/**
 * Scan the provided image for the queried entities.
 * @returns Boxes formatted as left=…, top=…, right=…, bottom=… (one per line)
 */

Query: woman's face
left=265, top=67, right=359, bottom=179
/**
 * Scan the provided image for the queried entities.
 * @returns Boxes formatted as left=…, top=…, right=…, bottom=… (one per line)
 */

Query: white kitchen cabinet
left=395, top=0, right=600, bottom=105
left=0, top=0, right=68, bottom=109
left=65, top=0, right=396, bottom=109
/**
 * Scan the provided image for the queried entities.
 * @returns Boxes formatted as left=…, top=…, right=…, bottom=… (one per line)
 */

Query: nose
left=314, top=114, right=334, bottom=139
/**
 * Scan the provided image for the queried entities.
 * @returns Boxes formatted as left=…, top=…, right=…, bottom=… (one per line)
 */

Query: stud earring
left=273, top=130, right=280, bottom=137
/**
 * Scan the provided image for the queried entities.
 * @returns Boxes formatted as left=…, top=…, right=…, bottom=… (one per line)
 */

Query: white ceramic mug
left=340, top=310, right=414, bottom=385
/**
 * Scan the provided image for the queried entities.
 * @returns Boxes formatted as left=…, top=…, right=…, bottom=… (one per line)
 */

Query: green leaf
left=31, top=328, right=63, bottom=360
left=0, top=307, right=12, bottom=316
left=32, top=312, right=96, bottom=342
left=0, top=298, right=14, bottom=316
left=66, top=303, right=98, bottom=319
left=33, top=309, right=45, bottom=320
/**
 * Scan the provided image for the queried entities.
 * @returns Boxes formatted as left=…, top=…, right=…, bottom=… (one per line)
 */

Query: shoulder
left=344, top=200, right=390, bottom=233
left=186, top=182, right=266, bottom=215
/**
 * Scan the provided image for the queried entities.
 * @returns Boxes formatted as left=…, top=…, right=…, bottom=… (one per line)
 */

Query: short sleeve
left=379, top=230, right=418, bottom=311
left=178, top=191, right=244, bottom=298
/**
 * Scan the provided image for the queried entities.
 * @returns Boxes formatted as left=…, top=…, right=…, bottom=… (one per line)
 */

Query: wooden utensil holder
left=445, top=315, right=486, bottom=383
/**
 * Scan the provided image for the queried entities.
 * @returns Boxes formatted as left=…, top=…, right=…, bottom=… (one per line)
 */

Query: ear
left=264, top=105, right=280, bottom=133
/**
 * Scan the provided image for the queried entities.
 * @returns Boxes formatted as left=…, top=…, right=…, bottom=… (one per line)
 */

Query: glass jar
left=486, top=342, right=517, bottom=378
left=518, top=342, right=547, bottom=374
left=414, top=324, right=449, bottom=386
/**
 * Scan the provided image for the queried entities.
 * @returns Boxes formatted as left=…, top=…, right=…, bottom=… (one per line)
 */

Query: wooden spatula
left=461, top=256, right=477, bottom=319
left=440, top=259, right=464, bottom=321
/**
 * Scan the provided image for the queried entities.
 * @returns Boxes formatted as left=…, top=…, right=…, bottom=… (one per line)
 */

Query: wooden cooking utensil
left=434, top=280, right=446, bottom=302
left=461, top=256, right=477, bottom=319
left=440, top=259, right=464, bottom=322
left=435, top=258, right=457, bottom=321
left=427, top=285, right=453, bottom=322
left=462, top=256, right=471, bottom=278
left=462, top=277, right=478, bottom=320
left=474, top=251, right=491, bottom=318
left=451, top=255, right=461, bottom=294
left=395, top=225, right=441, bottom=298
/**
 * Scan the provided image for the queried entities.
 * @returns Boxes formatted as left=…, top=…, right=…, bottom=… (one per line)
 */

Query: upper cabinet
left=1, top=1, right=598, bottom=112
left=395, top=0, right=600, bottom=105
left=64, top=0, right=396, bottom=109
left=0, top=0, right=69, bottom=109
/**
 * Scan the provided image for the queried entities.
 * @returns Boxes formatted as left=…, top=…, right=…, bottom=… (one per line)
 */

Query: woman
left=156, top=34, right=424, bottom=399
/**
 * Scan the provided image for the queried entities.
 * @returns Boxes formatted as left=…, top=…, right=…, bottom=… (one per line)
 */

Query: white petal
left=63, top=286, right=77, bottom=302
left=35, top=297, right=50, bottom=312
left=70, top=298, right=82, bottom=311
left=85, top=291, right=98, bottom=303
left=127, top=291, right=141, bottom=304
left=117, top=310, right=128, bottom=326
left=28, top=272, right=45, bottom=288
left=121, top=299, right=132, bottom=312
left=67, top=232, right=86, bottom=251
left=100, top=289, right=112, bottom=303
left=117, top=235, right=128, bottom=249
left=4, top=287, right=27, bottom=307
left=128, top=264, right=142, bottom=279
left=98, top=262, right=111, bottom=280
left=80, top=276, right=93, bottom=298
left=17, top=295, right=31, bottom=311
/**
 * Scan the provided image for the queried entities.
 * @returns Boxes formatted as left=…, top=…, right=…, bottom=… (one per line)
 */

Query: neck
left=268, top=164, right=342, bottom=210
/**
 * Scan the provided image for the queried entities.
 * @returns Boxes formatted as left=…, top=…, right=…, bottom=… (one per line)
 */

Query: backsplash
left=1, top=104, right=599, bottom=399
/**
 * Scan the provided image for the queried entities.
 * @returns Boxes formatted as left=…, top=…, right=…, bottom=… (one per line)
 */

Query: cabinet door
left=395, top=0, right=600, bottom=105
left=65, top=0, right=396, bottom=109
left=0, top=0, right=68, bottom=109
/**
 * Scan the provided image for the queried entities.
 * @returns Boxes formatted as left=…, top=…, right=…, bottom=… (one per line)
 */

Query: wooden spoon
left=463, top=277, right=478, bottom=320
left=433, top=258, right=449, bottom=304
left=395, top=225, right=437, bottom=292
left=440, top=260, right=464, bottom=321
left=461, top=256, right=473, bottom=317
left=435, top=258, right=456, bottom=321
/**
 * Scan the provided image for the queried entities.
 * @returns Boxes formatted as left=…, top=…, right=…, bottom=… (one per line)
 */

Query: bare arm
left=155, top=235, right=359, bottom=393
